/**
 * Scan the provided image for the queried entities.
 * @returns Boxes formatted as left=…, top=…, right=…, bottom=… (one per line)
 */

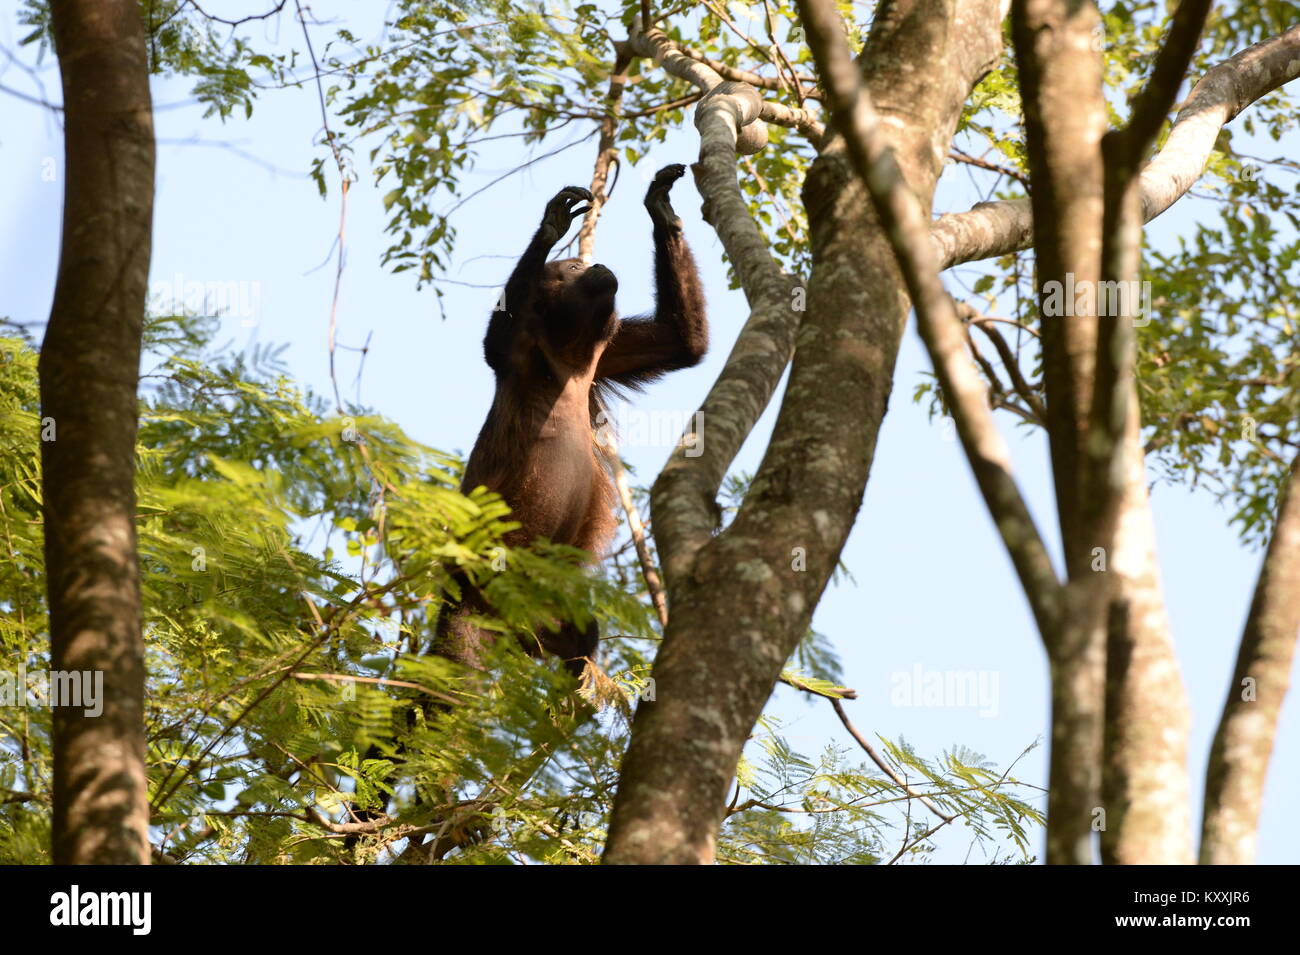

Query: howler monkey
left=435, top=164, right=708, bottom=676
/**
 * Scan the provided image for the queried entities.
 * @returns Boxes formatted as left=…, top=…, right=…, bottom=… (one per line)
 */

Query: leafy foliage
left=0, top=316, right=1037, bottom=863
left=4, top=0, right=1056, bottom=865
left=309, top=2, right=818, bottom=288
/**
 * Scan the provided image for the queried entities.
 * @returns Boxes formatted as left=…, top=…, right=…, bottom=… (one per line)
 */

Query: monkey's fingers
left=652, top=163, right=687, bottom=187
left=556, top=186, right=595, bottom=202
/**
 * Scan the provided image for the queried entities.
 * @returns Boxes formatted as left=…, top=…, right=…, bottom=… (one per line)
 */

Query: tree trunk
left=1011, top=0, right=1109, bottom=865
left=603, top=0, right=1005, bottom=864
left=1100, top=402, right=1193, bottom=863
left=42, top=0, right=155, bottom=865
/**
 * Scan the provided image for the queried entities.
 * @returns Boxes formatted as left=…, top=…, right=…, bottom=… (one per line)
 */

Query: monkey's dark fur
left=434, top=164, right=708, bottom=675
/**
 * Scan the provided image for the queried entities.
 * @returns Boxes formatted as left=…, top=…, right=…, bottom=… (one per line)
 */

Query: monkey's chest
left=519, top=422, right=603, bottom=540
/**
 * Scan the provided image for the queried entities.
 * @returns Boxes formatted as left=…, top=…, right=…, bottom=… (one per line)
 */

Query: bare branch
left=830, top=700, right=955, bottom=824
left=1117, top=0, right=1213, bottom=167
left=1202, top=457, right=1300, bottom=863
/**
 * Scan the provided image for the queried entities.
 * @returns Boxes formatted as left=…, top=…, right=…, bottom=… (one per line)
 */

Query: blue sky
left=0, top=3, right=1295, bottom=863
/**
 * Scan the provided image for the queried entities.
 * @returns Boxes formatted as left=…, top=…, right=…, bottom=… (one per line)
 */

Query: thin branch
left=0, top=789, right=44, bottom=805
left=831, top=700, right=954, bottom=824
left=1118, top=0, right=1213, bottom=167
left=958, top=303, right=1046, bottom=421
left=933, top=24, right=1300, bottom=269
left=295, top=0, right=351, bottom=415
left=949, top=147, right=1029, bottom=186
left=675, top=45, right=821, bottom=98
left=185, top=0, right=287, bottom=28
left=0, top=81, right=61, bottom=112
left=609, top=446, right=670, bottom=629
left=289, top=671, right=460, bottom=707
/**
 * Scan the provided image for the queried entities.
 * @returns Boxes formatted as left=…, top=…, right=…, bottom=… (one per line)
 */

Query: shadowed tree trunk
left=925, top=17, right=1299, bottom=863
left=41, top=0, right=155, bottom=865
left=1098, top=410, right=1193, bottom=863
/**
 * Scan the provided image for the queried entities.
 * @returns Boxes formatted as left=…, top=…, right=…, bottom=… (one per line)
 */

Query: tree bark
left=1201, top=459, right=1300, bottom=864
left=42, top=0, right=155, bottom=865
left=1011, top=0, right=1109, bottom=865
left=1100, top=403, right=1193, bottom=864
left=1090, top=3, right=1209, bottom=865
left=603, top=0, right=1005, bottom=864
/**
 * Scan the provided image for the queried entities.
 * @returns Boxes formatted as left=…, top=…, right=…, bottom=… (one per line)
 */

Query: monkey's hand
left=541, top=186, right=594, bottom=242
left=645, top=163, right=686, bottom=232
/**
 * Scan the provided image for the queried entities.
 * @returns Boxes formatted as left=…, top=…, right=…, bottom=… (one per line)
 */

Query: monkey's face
left=545, top=259, right=619, bottom=341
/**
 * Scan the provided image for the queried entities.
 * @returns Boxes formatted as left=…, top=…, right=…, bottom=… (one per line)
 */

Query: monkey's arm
left=484, top=186, right=592, bottom=370
left=597, top=165, right=708, bottom=385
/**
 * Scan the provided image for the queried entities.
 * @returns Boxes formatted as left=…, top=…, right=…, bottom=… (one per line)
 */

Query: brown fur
left=435, top=168, right=707, bottom=675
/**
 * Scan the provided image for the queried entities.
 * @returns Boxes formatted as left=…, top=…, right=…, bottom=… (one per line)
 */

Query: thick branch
left=1201, top=458, right=1300, bottom=864
left=43, top=0, right=155, bottom=866
left=934, top=25, right=1300, bottom=269
left=1088, top=2, right=1208, bottom=866
left=605, top=0, right=1007, bottom=865
left=798, top=0, right=1062, bottom=639
left=1012, top=0, right=1109, bottom=867
left=628, top=23, right=805, bottom=581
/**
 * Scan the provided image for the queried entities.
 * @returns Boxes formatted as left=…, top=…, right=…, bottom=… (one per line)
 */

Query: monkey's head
left=543, top=258, right=620, bottom=342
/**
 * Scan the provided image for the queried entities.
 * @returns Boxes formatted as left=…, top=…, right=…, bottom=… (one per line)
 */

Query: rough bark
left=1100, top=403, right=1193, bottom=864
left=624, top=25, right=807, bottom=585
left=577, top=43, right=633, bottom=263
left=1091, top=2, right=1208, bottom=866
left=42, top=0, right=155, bottom=864
left=1012, top=0, right=1107, bottom=573
left=1201, top=459, right=1300, bottom=864
left=1011, top=0, right=1109, bottom=866
left=603, top=0, right=1005, bottom=864
left=794, top=0, right=1063, bottom=643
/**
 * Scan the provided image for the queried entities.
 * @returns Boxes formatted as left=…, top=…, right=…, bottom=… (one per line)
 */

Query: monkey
left=434, top=163, right=708, bottom=676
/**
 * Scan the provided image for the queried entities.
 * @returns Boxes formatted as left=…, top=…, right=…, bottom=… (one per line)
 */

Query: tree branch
left=933, top=25, right=1300, bottom=270
left=1117, top=0, right=1213, bottom=167
left=628, top=23, right=806, bottom=580
left=797, top=0, right=1063, bottom=639
left=1201, top=456, right=1300, bottom=863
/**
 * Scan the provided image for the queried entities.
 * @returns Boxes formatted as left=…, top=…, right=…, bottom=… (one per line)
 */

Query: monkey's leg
left=531, top=618, right=600, bottom=678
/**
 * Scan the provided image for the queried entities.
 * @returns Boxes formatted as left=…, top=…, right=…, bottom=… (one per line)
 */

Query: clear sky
left=1, top=3, right=1295, bottom=864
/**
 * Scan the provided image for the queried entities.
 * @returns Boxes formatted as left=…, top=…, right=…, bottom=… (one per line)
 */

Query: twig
left=186, top=0, right=287, bottom=29
left=831, top=699, right=954, bottom=824
left=290, top=671, right=461, bottom=707
left=949, top=147, right=1029, bottom=186
left=295, top=0, right=351, bottom=414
